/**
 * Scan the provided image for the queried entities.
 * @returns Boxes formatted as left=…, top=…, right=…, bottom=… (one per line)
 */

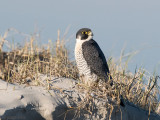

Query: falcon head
left=76, top=28, right=93, bottom=41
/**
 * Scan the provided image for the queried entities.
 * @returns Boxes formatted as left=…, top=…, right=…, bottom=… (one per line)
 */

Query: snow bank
left=0, top=77, right=160, bottom=120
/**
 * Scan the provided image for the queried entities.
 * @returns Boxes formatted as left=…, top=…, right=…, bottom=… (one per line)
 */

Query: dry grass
left=109, top=55, right=159, bottom=112
left=0, top=29, right=159, bottom=115
left=0, top=29, right=78, bottom=84
left=74, top=53, right=159, bottom=119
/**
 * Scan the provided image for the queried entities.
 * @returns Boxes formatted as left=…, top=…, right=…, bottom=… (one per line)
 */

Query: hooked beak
left=89, top=32, right=93, bottom=36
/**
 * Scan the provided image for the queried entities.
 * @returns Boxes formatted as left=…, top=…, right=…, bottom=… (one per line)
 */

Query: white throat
left=76, top=35, right=93, bottom=44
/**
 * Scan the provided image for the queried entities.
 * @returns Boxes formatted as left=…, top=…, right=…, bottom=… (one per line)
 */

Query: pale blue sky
left=0, top=0, right=160, bottom=74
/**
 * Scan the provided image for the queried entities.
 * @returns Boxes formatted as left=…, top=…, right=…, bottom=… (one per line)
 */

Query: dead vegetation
left=0, top=28, right=159, bottom=115
left=0, top=29, right=78, bottom=84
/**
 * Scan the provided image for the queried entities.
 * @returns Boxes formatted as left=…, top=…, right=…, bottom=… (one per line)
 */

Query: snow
left=0, top=76, right=160, bottom=120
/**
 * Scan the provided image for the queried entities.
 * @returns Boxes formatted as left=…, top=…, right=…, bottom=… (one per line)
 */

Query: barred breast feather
left=75, top=39, right=110, bottom=84
left=75, top=38, right=92, bottom=77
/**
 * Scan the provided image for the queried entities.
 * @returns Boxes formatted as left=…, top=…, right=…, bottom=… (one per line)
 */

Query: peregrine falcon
left=75, top=28, right=112, bottom=86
